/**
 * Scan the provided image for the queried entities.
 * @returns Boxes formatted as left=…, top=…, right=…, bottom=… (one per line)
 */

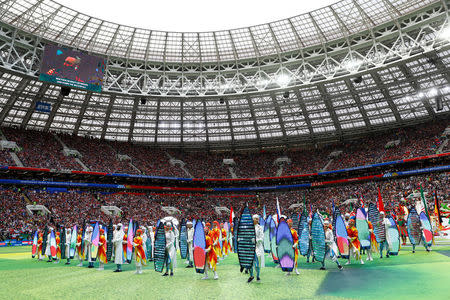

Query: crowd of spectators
left=0, top=120, right=448, bottom=179
left=0, top=171, right=447, bottom=241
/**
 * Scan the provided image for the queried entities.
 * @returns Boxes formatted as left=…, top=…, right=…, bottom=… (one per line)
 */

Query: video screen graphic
left=39, top=44, right=106, bottom=93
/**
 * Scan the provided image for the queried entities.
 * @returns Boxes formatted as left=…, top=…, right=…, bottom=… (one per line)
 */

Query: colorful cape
left=237, top=206, right=256, bottom=270
left=193, top=220, right=206, bottom=274
left=368, top=203, right=384, bottom=243
left=291, top=213, right=300, bottom=231
left=50, top=230, right=57, bottom=259
left=106, top=221, right=113, bottom=261
left=179, top=219, right=188, bottom=259
left=153, top=222, right=167, bottom=273
left=69, top=225, right=77, bottom=259
left=32, top=231, right=38, bottom=258
left=259, top=215, right=265, bottom=227
left=335, top=213, right=349, bottom=259
left=90, top=222, right=100, bottom=261
left=356, top=208, right=371, bottom=250
left=298, top=213, right=310, bottom=256
left=407, top=208, right=421, bottom=246
left=126, top=219, right=134, bottom=264
left=386, top=216, right=400, bottom=255
left=263, top=216, right=271, bottom=253
left=276, top=220, right=295, bottom=272
left=419, top=212, right=433, bottom=246
left=311, top=213, right=326, bottom=263
left=332, top=207, right=341, bottom=240
left=269, top=217, right=279, bottom=262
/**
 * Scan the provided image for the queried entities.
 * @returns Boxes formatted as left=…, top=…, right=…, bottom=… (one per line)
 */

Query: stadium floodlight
left=439, top=25, right=450, bottom=40
left=276, top=73, right=291, bottom=88
left=343, top=59, right=362, bottom=73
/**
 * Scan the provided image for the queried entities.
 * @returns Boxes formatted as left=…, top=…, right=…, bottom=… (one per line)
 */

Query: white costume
left=324, top=228, right=339, bottom=262
left=44, top=230, right=52, bottom=258
left=165, top=229, right=177, bottom=268
left=65, top=228, right=71, bottom=260
left=187, top=224, right=194, bottom=263
left=84, top=227, right=93, bottom=262
left=112, top=224, right=125, bottom=265
left=254, top=223, right=265, bottom=268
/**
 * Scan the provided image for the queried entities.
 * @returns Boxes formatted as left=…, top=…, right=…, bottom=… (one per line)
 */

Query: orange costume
left=76, top=234, right=83, bottom=259
left=368, top=221, right=378, bottom=252
left=347, top=226, right=361, bottom=252
left=56, top=233, right=61, bottom=259
left=211, top=224, right=221, bottom=258
left=133, top=236, right=147, bottom=266
left=205, top=234, right=217, bottom=271
left=123, top=233, right=128, bottom=261
left=291, top=228, right=299, bottom=267
left=37, top=234, right=43, bottom=257
left=98, top=234, right=107, bottom=264
left=221, top=228, right=228, bottom=256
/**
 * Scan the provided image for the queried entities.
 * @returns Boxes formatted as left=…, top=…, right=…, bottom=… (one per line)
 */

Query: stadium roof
left=0, top=0, right=448, bottom=149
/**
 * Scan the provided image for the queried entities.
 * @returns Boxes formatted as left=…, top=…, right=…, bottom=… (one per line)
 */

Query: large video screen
left=39, top=44, right=106, bottom=93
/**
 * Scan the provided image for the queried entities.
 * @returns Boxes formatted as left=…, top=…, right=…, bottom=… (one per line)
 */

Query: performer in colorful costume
left=55, top=231, right=61, bottom=263
left=397, top=207, right=408, bottom=246
left=64, top=227, right=71, bottom=265
left=75, top=228, right=83, bottom=266
left=346, top=217, right=364, bottom=265
left=221, top=223, right=228, bottom=258
left=133, top=229, right=147, bottom=274
left=97, top=228, right=107, bottom=271
left=211, top=221, right=221, bottom=261
left=186, top=221, right=194, bottom=268
left=287, top=218, right=300, bottom=275
left=322, top=220, right=343, bottom=270
left=379, top=212, right=390, bottom=258
left=367, top=221, right=377, bottom=261
left=37, top=232, right=43, bottom=261
left=112, top=223, right=125, bottom=272
left=202, top=225, right=218, bottom=280
left=122, top=226, right=128, bottom=264
left=163, top=222, right=177, bottom=277
left=248, top=215, right=264, bottom=283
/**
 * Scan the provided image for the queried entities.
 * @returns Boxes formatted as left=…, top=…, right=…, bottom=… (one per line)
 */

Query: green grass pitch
left=0, top=245, right=449, bottom=300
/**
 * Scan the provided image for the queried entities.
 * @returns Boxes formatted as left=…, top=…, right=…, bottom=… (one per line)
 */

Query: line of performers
left=31, top=209, right=433, bottom=284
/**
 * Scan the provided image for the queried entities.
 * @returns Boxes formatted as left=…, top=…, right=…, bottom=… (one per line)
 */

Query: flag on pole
left=276, top=197, right=281, bottom=223
left=229, top=207, right=235, bottom=225
left=309, top=204, right=313, bottom=219
left=377, top=187, right=385, bottom=213
left=332, top=199, right=335, bottom=215
left=359, top=195, right=365, bottom=208
left=263, top=205, right=266, bottom=220
left=434, top=191, right=443, bottom=229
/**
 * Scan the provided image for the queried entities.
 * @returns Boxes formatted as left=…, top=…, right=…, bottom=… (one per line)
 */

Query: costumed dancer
left=344, top=213, right=350, bottom=227
left=186, top=221, right=194, bottom=268
left=306, top=218, right=314, bottom=264
left=248, top=215, right=264, bottom=283
left=141, top=226, right=148, bottom=260
left=202, top=224, right=218, bottom=280
left=378, top=212, right=390, bottom=258
left=367, top=221, right=377, bottom=261
left=45, top=228, right=52, bottom=262
left=397, top=215, right=408, bottom=246
left=37, top=232, right=43, bottom=261
left=146, top=226, right=153, bottom=261
left=133, top=229, right=147, bottom=274
left=84, top=226, right=94, bottom=268
left=97, top=228, right=107, bottom=271
left=112, top=223, right=125, bottom=272
left=64, top=228, right=71, bottom=265
left=55, top=231, right=61, bottom=263
left=287, top=218, right=300, bottom=275
left=212, top=221, right=221, bottom=262
left=322, top=220, right=343, bottom=270
left=221, top=223, right=228, bottom=258
left=163, top=222, right=177, bottom=277
left=346, top=217, right=364, bottom=265
left=75, top=228, right=84, bottom=266
left=123, top=226, right=128, bottom=264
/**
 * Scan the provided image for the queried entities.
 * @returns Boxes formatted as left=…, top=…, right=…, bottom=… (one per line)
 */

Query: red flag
left=229, top=207, right=234, bottom=225
left=377, top=187, right=385, bottom=213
